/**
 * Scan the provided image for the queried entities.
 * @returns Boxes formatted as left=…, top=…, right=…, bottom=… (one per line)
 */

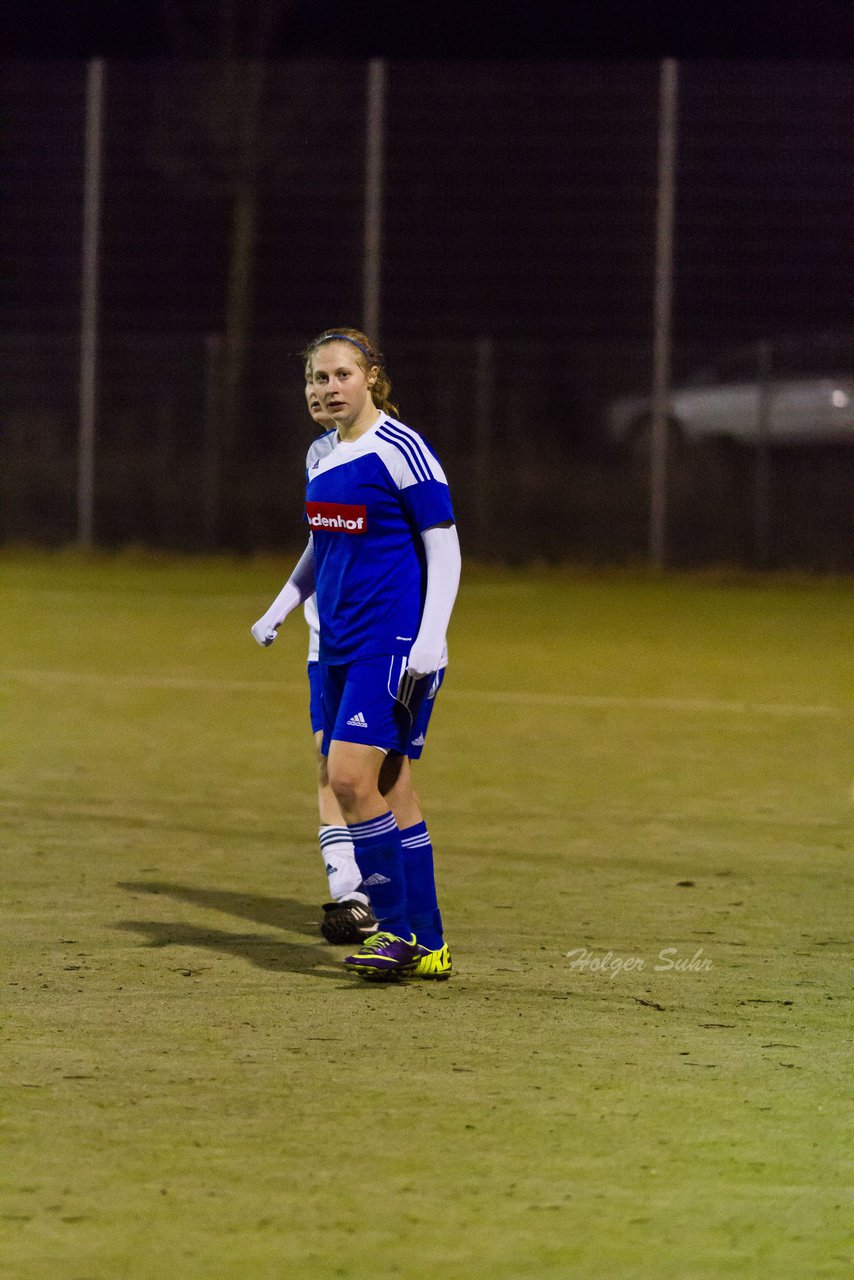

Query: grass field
left=1, top=550, right=850, bottom=1280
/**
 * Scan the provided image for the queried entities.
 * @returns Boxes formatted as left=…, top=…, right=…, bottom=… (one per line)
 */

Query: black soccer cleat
left=320, top=897, right=378, bottom=945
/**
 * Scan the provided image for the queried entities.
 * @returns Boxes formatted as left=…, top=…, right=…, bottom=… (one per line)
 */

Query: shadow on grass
left=117, top=881, right=319, bottom=935
left=115, top=881, right=346, bottom=981
left=113, top=919, right=345, bottom=980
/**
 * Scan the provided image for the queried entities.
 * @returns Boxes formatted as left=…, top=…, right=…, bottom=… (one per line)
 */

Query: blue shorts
left=408, top=667, right=443, bottom=759
left=315, top=655, right=445, bottom=759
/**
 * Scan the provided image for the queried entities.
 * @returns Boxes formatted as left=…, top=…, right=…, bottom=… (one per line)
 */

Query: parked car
left=607, top=334, right=853, bottom=453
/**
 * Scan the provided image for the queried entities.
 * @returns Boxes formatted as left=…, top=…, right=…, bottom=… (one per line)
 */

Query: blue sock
left=400, top=821, right=444, bottom=950
left=347, top=812, right=412, bottom=940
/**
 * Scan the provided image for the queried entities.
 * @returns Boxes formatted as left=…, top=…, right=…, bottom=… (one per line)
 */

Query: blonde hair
left=303, top=327, right=398, bottom=417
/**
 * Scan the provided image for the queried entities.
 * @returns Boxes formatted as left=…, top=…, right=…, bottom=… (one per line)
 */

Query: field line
left=0, top=668, right=843, bottom=718
left=449, top=689, right=844, bottom=718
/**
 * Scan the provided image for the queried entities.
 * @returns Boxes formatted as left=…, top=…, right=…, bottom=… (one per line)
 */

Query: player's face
left=304, top=368, right=334, bottom=427
left=310, top=342, right=378, bottom=434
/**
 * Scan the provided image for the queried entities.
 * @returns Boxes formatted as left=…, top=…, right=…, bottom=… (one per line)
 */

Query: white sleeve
left=251, top=538, right=316, bottom=647
left=406, top=524, right=461, bottom=677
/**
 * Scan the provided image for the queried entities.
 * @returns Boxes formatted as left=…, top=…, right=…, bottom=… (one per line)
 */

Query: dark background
left=0, top=5, right=850, bottom=564
left=3, top=59, right=848, bottom=344
left=3, top=0, right=852, bottom=59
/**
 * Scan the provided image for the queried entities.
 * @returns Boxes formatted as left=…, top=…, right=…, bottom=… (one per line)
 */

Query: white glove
left=405, top=639, right=444, bottom=679
left=251, top=613, right=282, bottom=647
left=250, top=539, right=316, bottom=649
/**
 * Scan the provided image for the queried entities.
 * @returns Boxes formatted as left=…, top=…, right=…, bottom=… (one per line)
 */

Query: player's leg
left=308, top=659, right=377, bottom=943
left=328, top=739, right=409, bottom=928
left=315, top=732, right=378, bottom=943
left=386, top=670, right=453, bottom=978
left=328, top=740, right=420, bottom=979
left=324, top=656, right=422, bottom=979
left=315, top=728, right=361, bottom=901
left=382, top=753, right=452, bottom=980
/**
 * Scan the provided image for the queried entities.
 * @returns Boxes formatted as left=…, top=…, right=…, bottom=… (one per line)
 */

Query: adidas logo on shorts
left=363, top=872, right=391, bottom=886
left=346, top=711, right=368, bottom=728
left=411, top=733, right=426, bottom=747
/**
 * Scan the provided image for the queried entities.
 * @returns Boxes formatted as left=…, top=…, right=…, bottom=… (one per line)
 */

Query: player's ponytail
left=304, top=327, right=399, bottom=417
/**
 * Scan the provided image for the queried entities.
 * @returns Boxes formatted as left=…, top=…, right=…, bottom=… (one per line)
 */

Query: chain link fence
left=0, top=60, right=850, bottom=568
left=1, top=330, right=849, bottom=567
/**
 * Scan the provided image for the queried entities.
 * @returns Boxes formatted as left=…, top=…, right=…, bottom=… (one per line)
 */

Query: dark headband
left=316, top=333, right=373, bottom=359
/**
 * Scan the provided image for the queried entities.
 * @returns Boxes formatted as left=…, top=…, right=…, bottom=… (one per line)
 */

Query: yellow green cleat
left=343, top=931, right=421, bottom=980
left=414, top=943, right=453, bottom=980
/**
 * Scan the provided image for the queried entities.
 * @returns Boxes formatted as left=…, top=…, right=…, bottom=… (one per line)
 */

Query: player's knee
left=328, top=765, right=371, bottom=815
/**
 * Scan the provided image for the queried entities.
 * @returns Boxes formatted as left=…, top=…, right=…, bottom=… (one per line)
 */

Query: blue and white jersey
left=304, top=414, right=454, bottom=665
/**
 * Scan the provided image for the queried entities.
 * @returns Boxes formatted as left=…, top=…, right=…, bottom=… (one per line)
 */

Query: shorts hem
left=326, top=728, right=394, bottom=754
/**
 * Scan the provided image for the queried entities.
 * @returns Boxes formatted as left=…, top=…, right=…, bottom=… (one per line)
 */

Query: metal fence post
left=753, top=339, right=772, bottom=569
left=202, top=333, right=224, bottom=547
left=77, top=58, right=105, bottom=549
left=649, top=57, right=678, bottom=571
left=473, top=336, right=494, bottom=558
left=363, top=59, right=386, bottom=344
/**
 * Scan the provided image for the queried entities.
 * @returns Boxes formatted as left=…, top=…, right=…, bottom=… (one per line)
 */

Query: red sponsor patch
left=305, top=501, right=368, bottom=533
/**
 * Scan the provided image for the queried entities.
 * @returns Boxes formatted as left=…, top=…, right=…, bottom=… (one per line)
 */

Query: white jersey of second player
left=304, top=594, right=321, bottom=663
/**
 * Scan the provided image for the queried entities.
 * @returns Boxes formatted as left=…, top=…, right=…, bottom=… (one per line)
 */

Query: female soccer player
left=253, top=329, right=460, bottom=981
left=302, top=374, right=377, bottom=943
left=301, top=368, right=447, bottom=948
